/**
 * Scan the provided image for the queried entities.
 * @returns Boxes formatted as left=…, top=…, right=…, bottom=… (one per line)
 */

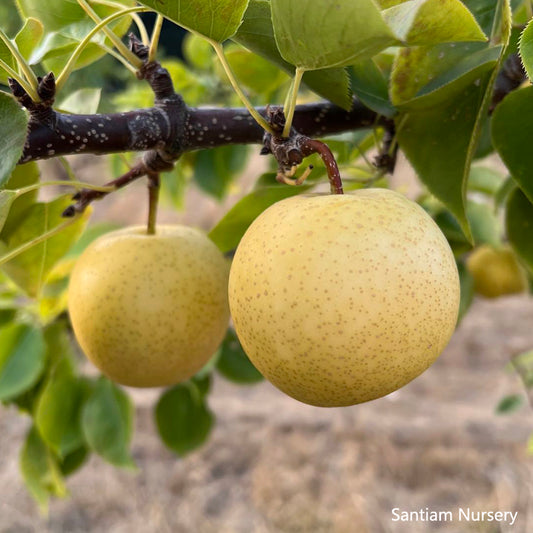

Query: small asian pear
left=466, top=244, right=528, bottom=298
left=228, top=189, right=460, bottom=407
left=68, top=226, right=230, bottom=387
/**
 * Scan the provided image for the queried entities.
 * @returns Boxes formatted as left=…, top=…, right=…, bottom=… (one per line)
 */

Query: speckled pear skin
left=228, top=189, right=460, bottom=407
left=68, top=225, right=230, bottom=387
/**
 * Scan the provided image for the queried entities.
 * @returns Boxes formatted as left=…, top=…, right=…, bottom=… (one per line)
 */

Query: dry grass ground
left=0, top=296, right=532, bottom=533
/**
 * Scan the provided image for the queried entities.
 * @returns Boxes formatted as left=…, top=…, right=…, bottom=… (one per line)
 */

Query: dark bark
left=19, top=98, right=378, bottom=164
left=489, top=53, right=527, bottom=114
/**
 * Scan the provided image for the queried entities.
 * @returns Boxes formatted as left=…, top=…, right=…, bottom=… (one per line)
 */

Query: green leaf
left=20, top=426, right=67, bottom=512
left=16, top=0, right=135, bottom=34
left=59, top=445, right=89, bottom=477
left=4, top=320, right=51, bottom=414
left=57, top=88, right=101, bottom=114
left=398, top=0, right=511, bottom=240
left=35, top=376, right=88, bottom=457
left=0, top=28, right=16, bottom=84
left=432, top=200, right=500, bottom=255
left=65, top=222, right=120, bottom=259
left=16, top=0, right=92, bottom=33
left=0, top=322, right=45, bottom=402
left=43, top=319, right=78, bottom=378
left=348, top=60, right=396, bottom=117
left=468, top=165, right=504, bottom=195
left=462, top=0, right=505, bottom=36
left=216, top=328, right=263, bottom=384
left=383, top=0, right=486, bottom=46
left=38, top=274, right=71, bottom=328
left=496, top=394, right=523, bottom=414
left=0, top=195, right=91, bottom=297
left=18, top=0, right=135, bottom=73
left=433, top=210, right=471, bottom=256
left=82, top=378, right=135, bottom=468
left=391, top=43, right=498, bottom=108
left=155, top=382, right=214, bottom=456
left=233, top=0, right=352, bottom=109
left=194, top=145, right=248, bottom=199
left=467, top=201, right=500, bottom=247
left=31, top=33, right=104, bottom=75
left=512, top=349, right=533, bottom=369
left=224, top=45, right=289, bottom=95
left=473, top=115, right=494, bottom=159
left=492, top=86, right=533, bottom=204
left=0, top=92, right=29, bottom=187
left=271, top=0, right=397, bottom=70
left=15, top=17, right=44, bottom=60
left=191, top=373, right=212, bottom=398
left=161, top=163, right=188, bottom=209
left=397, top=69, right=495, bottom=240
left=519, top=18, right=533, bottom=80
left=183, top=32, right=214, bottom=70
left=0, top=191, right=17, bottom=234
left=506, top=187, right=533, bottom=274
left=495, top=176, right=515, bottom=208
left=0, top=309, right=17, bottom=330
left=139, top=0, right=249, bottom=42
left=457, top=261, right=474, bottom=323
left=209, top=183, right=312, bottom=253
left=376, top=0, right=405, bottom=6
left=1, top=162, right=40, bottom=238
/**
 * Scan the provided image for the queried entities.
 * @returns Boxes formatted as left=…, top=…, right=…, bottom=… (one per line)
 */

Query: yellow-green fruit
left=466, top=244, right=528, bottom=298
left=68, top=225, right=229, bottom=387
left=228, top=189, right=460, bottom=407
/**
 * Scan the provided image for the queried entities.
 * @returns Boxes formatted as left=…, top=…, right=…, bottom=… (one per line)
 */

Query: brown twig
left=62, top=163, right=147, bottom=217
left=374, top=120, right=398, bottom=174
left=490, top=53, right=527, bottom=114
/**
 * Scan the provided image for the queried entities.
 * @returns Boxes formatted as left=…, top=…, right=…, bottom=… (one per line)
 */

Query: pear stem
left=147, top=173, right=160, bottom=235
left=304, top=139, right=344, bottom=194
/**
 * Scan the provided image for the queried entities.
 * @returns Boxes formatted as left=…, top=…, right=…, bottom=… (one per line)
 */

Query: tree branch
left=19, top=98, right=378, bottom=164
left=13, top=34, right=526, bottom=166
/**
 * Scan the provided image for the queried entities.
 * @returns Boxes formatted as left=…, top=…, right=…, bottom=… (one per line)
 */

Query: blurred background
left=0, top=153, right=532, bottom=533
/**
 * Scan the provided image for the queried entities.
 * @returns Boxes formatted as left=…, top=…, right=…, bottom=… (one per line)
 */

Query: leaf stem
left=149, top=14, right=164, bottom=63
left=0, top=57, right=39, bottom=101
left=0, top=216, right=82, bottom=267
left=56, top=5, right=148, bottom=91
left=282, top=67, right=304, bottom=137
left=98, top=43, right=139, bottom=74
left=283, top=77, right=295, bottom=112
left=77, top=0, right=144, bottom=69
left=210, top=40, right=274, bottom=134
left=0, top=28, right=39, bottom=98
left=16, top=181, right=116, bottom=197
left=89, top=0, right=150, bottom=44
left=58, top=157, right=77, bottom=181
